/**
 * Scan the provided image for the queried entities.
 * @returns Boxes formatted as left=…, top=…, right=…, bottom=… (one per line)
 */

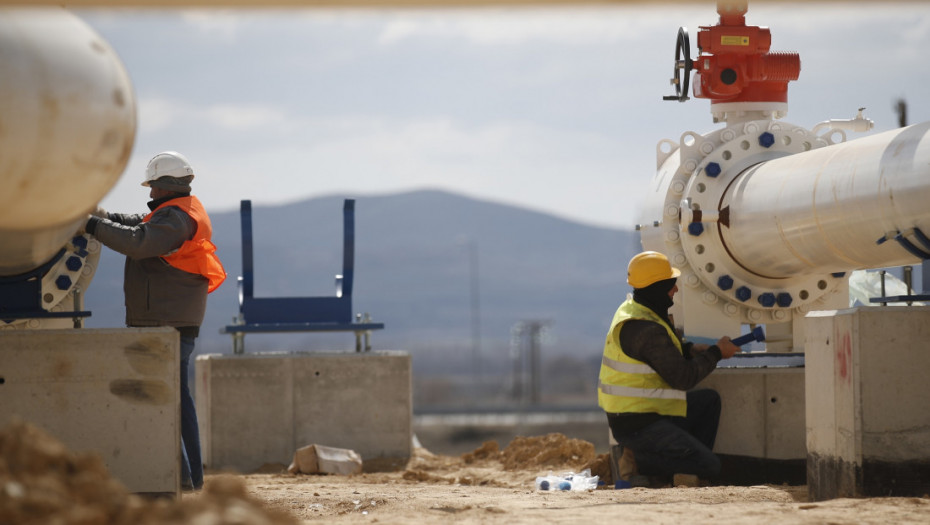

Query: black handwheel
left=663, top=27, right=693, bottom=102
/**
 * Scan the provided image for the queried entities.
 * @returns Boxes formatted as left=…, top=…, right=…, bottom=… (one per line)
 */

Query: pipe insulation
left=722, top=122, right=930, bottom=278
left=0, top=8, right=136, bottom=275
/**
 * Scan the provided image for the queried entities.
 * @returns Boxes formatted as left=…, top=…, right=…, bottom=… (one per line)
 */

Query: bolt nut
left=736, top=286, right=752, bottom=302
left=705, top=162, right=722, bottom=177
left=65, top=256, right=83, bottom=272
left=717, top=275, right=734, bottom=290
left=55, top=275, right=72, bottom=291
left=758, top=292, right=776, bottom=307
left=759, top=132, right=775, bottom=148
left=687, top=222, right=704, bottom=236
left=776, top=293, right=793, bottom=307
left=72, top=236, right=88, bottom=250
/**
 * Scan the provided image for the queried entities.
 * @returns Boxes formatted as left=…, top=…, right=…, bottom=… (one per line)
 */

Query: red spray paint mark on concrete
left=836, top=331, right=852, bottom=383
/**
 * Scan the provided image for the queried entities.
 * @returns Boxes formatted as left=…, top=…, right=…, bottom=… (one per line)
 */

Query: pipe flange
left=4, top=234, right=100, bottom=328
left=680, top=122, right=840, bottom=318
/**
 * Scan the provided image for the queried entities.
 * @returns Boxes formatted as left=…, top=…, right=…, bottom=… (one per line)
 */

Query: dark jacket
left=88, top=200, right=207, bottom=331
left=608, top=318, right=723, bottom=436
left=620, top=320, right=722, bottom=390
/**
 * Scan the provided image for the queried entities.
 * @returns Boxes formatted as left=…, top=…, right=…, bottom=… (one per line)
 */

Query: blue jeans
left=180, top=335, right=203, bottom=489
left=617, top=389, right=722, bottom=479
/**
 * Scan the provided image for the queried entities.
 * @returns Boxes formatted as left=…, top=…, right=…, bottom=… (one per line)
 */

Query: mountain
left=83, top=190, right=641, bottom=378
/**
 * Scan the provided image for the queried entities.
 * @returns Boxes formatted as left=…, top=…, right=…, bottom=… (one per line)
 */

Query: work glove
left=83, top=214, right=101, bottom=237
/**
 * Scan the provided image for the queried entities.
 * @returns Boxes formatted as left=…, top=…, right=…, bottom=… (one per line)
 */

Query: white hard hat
left=142, top=151, right=194, bottom=187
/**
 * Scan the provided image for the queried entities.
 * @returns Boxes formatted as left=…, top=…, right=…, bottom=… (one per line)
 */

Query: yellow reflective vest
left=597, top=298, right=687, bottom=417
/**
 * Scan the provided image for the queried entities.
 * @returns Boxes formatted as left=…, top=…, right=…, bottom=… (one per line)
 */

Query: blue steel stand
left=220, top=199, right=384, bottom=353
left=0, top=243, right=92, bottom=328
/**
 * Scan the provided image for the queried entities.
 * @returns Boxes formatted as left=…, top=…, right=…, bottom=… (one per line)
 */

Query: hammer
left=730, top=326, right=766, bottom=347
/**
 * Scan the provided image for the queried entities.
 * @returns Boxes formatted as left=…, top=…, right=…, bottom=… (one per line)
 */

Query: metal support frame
left=221, top=199, right=384, bottom=353
left=868, top=265, right=930, bottom=305
left=0, top=247, right=92, bottom=326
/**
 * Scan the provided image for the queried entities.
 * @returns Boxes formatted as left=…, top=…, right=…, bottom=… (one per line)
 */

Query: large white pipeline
left=0, top=8, right=135, bottom=276
left=722, top=122, right=930, bottom=278
left=640, top=116, right=930, bottom=345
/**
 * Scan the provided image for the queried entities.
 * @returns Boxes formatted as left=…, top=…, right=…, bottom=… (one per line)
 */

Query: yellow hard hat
left=627, top=251, right=681, bottom=289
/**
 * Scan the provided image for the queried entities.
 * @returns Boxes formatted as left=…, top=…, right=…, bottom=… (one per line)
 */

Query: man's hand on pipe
left=716, top=336, right=739, bottom=359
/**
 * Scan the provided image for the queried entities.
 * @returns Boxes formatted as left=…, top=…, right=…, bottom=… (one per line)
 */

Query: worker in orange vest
left=85, top=151, right=225, bottom=491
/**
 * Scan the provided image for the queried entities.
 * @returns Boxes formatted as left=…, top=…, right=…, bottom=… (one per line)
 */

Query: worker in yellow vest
left=598, top=251, right=738, bottom=487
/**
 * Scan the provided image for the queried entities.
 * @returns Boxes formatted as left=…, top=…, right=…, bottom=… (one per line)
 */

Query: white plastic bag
left=534, top=468, right=599, bottom=491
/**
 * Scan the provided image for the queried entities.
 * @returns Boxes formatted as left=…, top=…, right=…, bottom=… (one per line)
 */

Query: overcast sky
left=77, top=3, right=930, bottom=230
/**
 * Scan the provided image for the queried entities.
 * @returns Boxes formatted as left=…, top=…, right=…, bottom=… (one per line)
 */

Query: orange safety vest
left=143, top=195, right=226, bottom=293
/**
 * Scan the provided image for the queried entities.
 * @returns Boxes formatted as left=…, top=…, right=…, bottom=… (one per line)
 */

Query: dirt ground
left=3, top=421, right=929, bottom=525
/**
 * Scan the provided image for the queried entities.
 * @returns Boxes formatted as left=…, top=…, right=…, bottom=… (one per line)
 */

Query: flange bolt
left=736, top=286, right=752, bottom=302
left=777, top=293, right=793, bottom=307
left=759, top=132, right=775, bottom=148
left=717, top=275, right=734, bottom=290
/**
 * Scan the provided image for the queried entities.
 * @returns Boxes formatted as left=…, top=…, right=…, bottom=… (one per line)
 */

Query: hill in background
left=84, top=190, right=640, bottom=406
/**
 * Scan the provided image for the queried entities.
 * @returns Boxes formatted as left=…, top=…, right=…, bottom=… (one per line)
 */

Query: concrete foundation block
left=0, top=328, right=180, bottom=495
left=195, top=351, right=412, bottom=474
left=699, top=367, right=806, bottom=460
left=805, top=307, right=930, bottom=500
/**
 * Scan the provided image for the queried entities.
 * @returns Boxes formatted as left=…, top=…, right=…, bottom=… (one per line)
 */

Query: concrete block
left=0, top=328, right=180, bottom=495
left=698, top=367, right=806, bottom=460
left=196, top=351, right=412, bottom=474
left=805, top=307, right=930, bottom=500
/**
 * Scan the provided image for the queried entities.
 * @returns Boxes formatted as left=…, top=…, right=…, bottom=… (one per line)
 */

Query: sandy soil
left=230, top=442, right=930, bottom=525
left=3, top=422, right=929, bottom=525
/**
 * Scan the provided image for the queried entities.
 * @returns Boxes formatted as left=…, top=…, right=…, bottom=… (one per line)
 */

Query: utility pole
left=467, top=240, right=481, bottom=381
left=510, top=320, right=552, bottom=405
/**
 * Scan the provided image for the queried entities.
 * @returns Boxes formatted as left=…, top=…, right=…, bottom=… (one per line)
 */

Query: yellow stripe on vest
left=598, top=380, right=687, bottom=400
left=601, top=355, right=655, bottom=375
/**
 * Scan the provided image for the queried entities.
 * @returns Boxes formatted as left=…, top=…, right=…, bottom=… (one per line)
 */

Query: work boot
left=610, top=445, right=644, bottom=488
left=618, top=447, right=638, bottom=481
left=672, top=473, right=701, bottom=487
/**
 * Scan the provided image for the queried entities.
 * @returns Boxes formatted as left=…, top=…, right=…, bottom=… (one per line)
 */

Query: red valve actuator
left=693, top=1, right=800, bottom=104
